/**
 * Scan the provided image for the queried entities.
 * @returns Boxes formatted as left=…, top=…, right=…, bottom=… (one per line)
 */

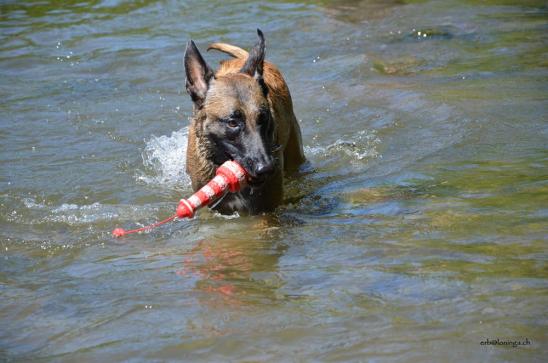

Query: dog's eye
left=224, top=110, right=244, bottom=130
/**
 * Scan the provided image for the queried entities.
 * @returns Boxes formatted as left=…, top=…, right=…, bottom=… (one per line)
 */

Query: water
left=1, top=0, right=546, bottom=361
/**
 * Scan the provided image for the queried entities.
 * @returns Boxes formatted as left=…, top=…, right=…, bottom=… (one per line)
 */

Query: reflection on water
left=178, top=216, right=288, bottom=305
left=1, top=0, right=547, bottom=361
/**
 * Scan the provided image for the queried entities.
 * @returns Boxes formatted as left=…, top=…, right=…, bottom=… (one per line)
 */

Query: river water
left=1, top=0, right=546, bottom=361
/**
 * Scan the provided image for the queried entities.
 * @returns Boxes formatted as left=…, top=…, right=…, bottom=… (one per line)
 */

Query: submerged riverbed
left=1, top=0, right=547, bottom=361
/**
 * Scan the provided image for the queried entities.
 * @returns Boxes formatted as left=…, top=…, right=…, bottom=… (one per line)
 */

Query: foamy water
left=138, top=127, right=192, bottom=187
left=10, top=197, right=167, bottom=227
left=304, top=129, right=381, bottom=161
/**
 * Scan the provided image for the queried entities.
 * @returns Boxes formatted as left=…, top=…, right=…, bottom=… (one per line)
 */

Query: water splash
left=138, top=127, right=191, bottom=187
left=10, top=197, right=164, bottom=226
left=305, top=130, right=381, bottom=161
left=211, top=211, right=240, bottom=220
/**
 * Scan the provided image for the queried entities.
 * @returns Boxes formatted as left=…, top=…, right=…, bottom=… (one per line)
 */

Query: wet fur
left=185, top=31, right=305, bottom=214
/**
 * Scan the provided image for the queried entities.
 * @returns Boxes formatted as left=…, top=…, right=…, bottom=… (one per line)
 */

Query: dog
left=183, top=29, right=305, bottom=214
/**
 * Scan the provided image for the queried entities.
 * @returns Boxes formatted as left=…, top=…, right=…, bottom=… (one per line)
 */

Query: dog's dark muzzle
left=245, top=158, right=275, bottom=186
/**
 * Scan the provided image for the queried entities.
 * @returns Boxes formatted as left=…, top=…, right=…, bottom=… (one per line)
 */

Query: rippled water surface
left=1, top=0, right=547, bottom=361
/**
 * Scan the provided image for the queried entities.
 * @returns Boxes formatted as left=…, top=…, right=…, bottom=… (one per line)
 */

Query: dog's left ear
left=240, top=29, right=265, bottom=81
left=185, top=40, right=214, bottom=108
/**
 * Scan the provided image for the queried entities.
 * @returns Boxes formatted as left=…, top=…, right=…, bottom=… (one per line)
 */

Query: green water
left=1, top=0, right=547, bottom=361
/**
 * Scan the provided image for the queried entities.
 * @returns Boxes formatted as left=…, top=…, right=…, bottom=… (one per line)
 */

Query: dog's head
left=184, top=30, right=277, bottom=187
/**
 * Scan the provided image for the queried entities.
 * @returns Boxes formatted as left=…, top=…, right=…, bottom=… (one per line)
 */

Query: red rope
left=112, top=213, right=178, bottom=237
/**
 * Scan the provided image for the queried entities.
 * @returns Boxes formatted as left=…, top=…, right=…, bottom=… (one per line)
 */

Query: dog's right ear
left=240, top=29, right=265, bottom=80
left=184, top=40, right=214, bottom=108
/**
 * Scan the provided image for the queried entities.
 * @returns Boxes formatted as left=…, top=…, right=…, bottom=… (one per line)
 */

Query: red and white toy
left=112, top=160, right=247, bottom=237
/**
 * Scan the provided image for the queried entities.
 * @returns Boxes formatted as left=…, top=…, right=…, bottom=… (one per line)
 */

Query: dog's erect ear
left=240, top=29, right=265, bottom=80
left=185, top=40, right=214, bottom=108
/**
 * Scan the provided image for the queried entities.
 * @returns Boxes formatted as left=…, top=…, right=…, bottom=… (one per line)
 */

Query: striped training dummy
left=112, top=160, right=247, bottom=237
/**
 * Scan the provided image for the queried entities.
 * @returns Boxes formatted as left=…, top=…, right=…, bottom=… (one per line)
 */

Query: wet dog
left=183, top=29, right=305, bottom=214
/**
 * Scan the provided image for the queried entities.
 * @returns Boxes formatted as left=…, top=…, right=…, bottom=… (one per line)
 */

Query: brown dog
left=183, top=29, right=305, bottom=214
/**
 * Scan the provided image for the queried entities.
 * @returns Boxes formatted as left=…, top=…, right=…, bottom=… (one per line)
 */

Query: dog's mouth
left=222, top=151, right=271, bottom=188
left=247, top=175, right=267, bottom=188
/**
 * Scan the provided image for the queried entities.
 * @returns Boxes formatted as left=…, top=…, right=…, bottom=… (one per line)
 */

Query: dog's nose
left=254, top=161, right=274, bottom=177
